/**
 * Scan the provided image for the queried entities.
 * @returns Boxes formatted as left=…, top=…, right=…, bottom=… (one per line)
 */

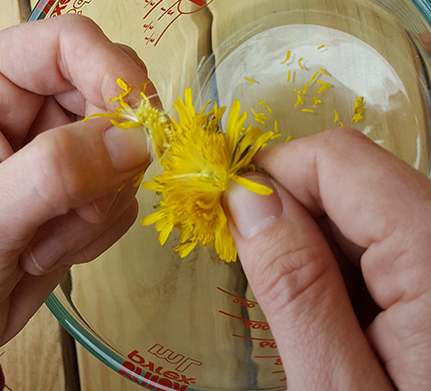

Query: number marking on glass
left=218, top=310, right=270, bottom=330
left=232, top=335, right=277, bottom=349
left=142, top=0, right=215, bottom=46
left=216, top=286, right=258, bottom=308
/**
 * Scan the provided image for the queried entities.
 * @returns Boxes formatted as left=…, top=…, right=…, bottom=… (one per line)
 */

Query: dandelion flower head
left=89, top=79, right=279, bottom=262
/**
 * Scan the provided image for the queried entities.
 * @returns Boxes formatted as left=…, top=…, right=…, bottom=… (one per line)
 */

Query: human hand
left=226, top=129, right=431, bottom=390
left=0, top=15, right=153, bottom=344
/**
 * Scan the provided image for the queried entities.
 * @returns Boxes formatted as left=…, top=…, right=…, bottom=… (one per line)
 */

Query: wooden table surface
left=1, top=1, right=430, bottom=391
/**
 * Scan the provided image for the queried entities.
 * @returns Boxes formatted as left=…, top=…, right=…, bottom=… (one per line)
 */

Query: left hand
left=0, top=15, right=154, bottom=344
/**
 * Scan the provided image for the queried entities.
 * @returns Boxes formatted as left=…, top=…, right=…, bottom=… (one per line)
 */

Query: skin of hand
left=226, top=129, right=431, bottom=391
left=0, top=15, right=154, bottom=345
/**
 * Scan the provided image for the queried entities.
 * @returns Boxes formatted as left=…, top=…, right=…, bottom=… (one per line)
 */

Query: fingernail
left=226, top=175, right=282, bottom=238
left=104, top=126, right=149, bottom=172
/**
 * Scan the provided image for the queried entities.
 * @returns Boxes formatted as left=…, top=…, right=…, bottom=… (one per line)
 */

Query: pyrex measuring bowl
left=30, top=1, right=430, bottom=390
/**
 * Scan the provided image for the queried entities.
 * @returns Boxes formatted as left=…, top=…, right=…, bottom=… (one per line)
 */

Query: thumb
left=0, top=118, right=149, bottom=259
left=226, top=175, right=392, bottom=391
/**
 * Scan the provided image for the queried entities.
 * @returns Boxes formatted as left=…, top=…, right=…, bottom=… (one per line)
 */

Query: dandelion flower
left=142, top=89, right=279, bottom=262
left=84, top=78, right=169, bottom=158
left=89, top=81, right=279, bottom=263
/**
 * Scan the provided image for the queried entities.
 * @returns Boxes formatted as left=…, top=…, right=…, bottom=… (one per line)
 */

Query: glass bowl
left=30, top=1, right=430, bottom=390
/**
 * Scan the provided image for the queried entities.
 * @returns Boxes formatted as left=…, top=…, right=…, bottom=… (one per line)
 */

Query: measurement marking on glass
left=218, top=310, right=270, bottom=330
left=255, top=355, right=283, bottom=366
left=216, top=286, right=258, bottom=308
left=233, top=335, right=277, bottom=349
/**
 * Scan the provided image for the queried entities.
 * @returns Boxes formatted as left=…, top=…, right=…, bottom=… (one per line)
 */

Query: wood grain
left=0, top=0, right=29, bottom=29
left=1, top=306, right=68, bottom=391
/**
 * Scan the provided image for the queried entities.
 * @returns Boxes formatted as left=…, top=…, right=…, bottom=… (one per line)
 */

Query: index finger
left=257, top=128, right=431, bottom=309
left=0, top=15, right=151, bottom=110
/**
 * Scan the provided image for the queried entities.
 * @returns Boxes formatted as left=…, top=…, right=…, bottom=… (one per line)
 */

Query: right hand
left=226, top=129, right=431, bottom=390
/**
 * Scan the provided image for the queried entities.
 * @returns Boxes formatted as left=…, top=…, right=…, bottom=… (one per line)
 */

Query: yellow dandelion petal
left=301, top=108, right=315, bottom=113
left=232, top=175, right=273, bottom=196
left=294, top=93, right=305, bottom=109
left=258, top=99, right=273, bottom=114
left=142, top=181, right=163, bottom=192
left=309, top=71, right=321, bottom=86
left=313, top=97, right=323, bottom=106
left=133, top=171, right=146, bottom=187
left=319, top=67, right=331, bottom=77
left=333, top=110, right=341, bottom=124
left=226, top=100, right=247, bottom=154
left=244, top=76, right=259, bottom=85
left=251, top=109, right=269, bottom=125
left=281, top=50, right=292, bottom=64
left=298, top=57, right=307, bottom=71
left=352, top=96, right=366, bottom=124
left=317, top=79, right=334, bottom=95
left=215, top=208, right=237, bottom=262
left=176, top=241, right=198, bottom=258
left=317, top=43, right=327, bottom=50
left=285, top=135, right=294, bottom=143
left=231, top=131, right=279, bottom=171
left=112, top=120, right=143, bottom=129
left=142, top=210, right=165, bottom=226
left=159, top=223, right=174, bottom=245
left=82, top=112, right=120, bottom=122
left=111, top=78, right=132, bottom=102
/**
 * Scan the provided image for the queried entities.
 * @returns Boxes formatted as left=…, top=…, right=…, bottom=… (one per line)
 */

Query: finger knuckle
left=61, top=14, right=101, bottom=33
left=31, top=131, right=86, bottom=213
left=248, top=239, right=329, bottom=314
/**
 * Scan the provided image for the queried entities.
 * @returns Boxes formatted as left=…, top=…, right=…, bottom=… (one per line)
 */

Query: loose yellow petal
left=281, top=50, right=292, bottom=64
left=317, top=80, right=334, bottom=95
left=298, top=57, right=307, bottom=71
left=319, top=67, right=331, bottom=77
left=312, top=97, right=323, bottom=106
left=294, top=93, right=305, bottom=109
left=251, top=109, right=269, bottom=125
left=232, top=175, right=273, bottom=196
left=258, top=99, right=273, bottom=114
left=244, top=76, right=259, bottom=85
left=301, top=108, right=315, bottom=113
left=352, top=96, right=366, bottom=123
